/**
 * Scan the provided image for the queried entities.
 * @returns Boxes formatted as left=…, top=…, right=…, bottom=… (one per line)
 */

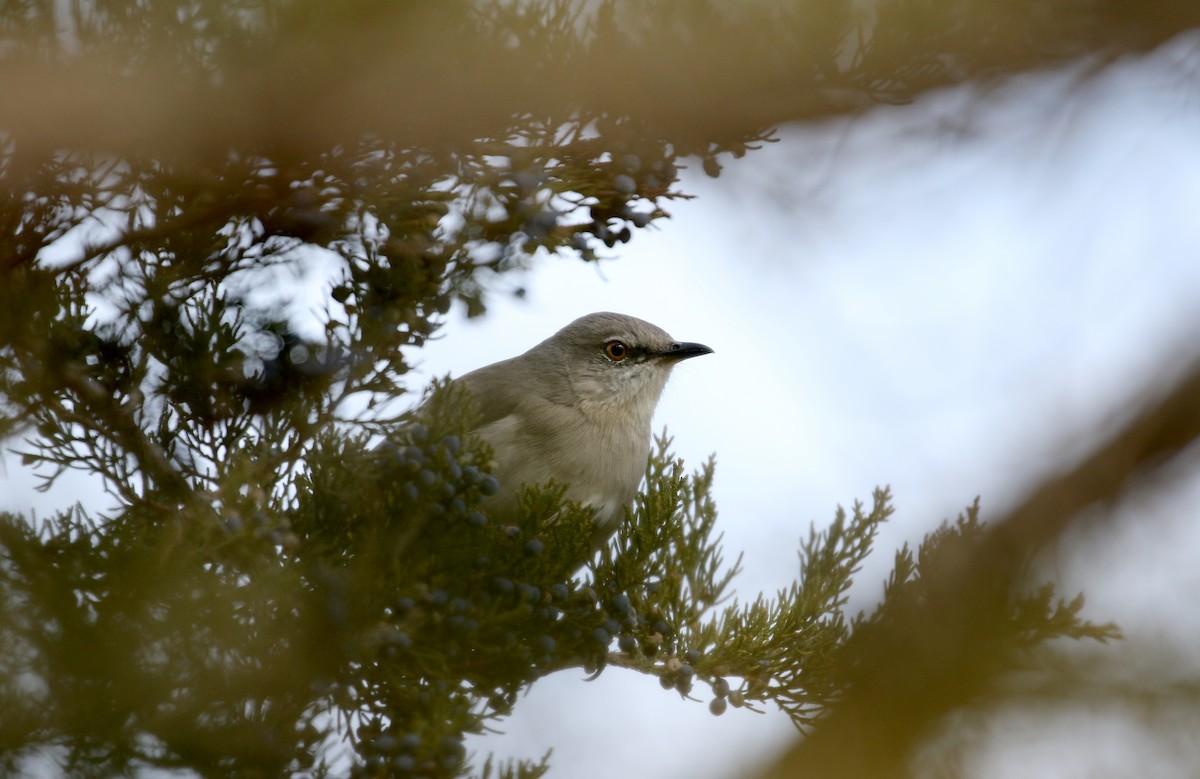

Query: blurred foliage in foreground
left=3, top=0, right=1193, bottom=776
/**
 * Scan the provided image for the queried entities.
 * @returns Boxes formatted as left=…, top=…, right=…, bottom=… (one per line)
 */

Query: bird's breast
left=476, top=402, right=651, bottom=524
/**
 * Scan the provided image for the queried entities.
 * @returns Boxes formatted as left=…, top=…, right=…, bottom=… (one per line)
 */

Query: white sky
left=419, top=35, right=1200, bottom=779
left=4, top=30, right=1200, bottom=779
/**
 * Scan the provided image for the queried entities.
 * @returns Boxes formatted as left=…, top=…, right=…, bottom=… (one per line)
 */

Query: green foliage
left=0, top=424, right=1118, bottom=778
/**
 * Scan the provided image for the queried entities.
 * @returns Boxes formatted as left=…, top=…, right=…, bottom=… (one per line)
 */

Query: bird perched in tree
left=455, top=311, right=712, bottom=543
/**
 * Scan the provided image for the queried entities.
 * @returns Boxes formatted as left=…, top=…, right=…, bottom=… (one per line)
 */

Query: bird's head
left=533, top=312, right=713, bottom=418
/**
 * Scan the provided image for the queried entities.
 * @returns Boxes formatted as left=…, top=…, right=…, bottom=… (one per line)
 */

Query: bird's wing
left=454, top=359, right=528, bottom=430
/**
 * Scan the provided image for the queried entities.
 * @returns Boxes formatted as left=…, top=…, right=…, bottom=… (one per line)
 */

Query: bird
left=454, top=311, right=712, bottom=543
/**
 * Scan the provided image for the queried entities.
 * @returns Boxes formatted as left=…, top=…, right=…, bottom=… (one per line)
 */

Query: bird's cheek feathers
left=570, top=365, right=671, bottom=417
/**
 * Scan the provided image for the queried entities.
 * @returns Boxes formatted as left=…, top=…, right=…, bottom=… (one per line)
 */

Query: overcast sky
left=4, top=30, right=1200, bottom=779
left=416, top=35, right=1200, bottom=779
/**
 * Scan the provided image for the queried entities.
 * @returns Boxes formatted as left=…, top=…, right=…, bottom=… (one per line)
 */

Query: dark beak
left=660, top=341, right=714, bottom=361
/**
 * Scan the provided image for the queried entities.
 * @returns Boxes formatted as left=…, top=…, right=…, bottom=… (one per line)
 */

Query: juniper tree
left=1, top=1, right=1172, bottom=777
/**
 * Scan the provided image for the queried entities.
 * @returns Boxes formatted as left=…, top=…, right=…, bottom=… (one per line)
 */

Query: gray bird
left=455, top=312, right=712, bottom=542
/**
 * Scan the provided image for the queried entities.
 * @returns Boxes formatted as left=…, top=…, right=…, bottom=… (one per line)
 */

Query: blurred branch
left=755, top=361, right=1200, bottom=778
left=2, top=1, right=1198, bottom=165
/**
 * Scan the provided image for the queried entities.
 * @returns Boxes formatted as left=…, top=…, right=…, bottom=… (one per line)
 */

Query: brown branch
left=55, top=364, right=191, bottom=500
left=756, top=360, right=1200, bottom=778
left=2, top=2, right=1198, bottom=164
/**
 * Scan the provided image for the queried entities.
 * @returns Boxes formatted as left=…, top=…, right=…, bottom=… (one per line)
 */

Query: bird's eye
left=604, top=341, right=628, bottom=361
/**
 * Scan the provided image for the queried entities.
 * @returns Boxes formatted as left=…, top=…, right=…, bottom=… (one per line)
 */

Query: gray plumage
left=455, top=312, right=712, bottom=541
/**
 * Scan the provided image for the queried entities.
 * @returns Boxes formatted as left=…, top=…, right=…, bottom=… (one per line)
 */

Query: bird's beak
left=660, top=341, right=714, bottom=361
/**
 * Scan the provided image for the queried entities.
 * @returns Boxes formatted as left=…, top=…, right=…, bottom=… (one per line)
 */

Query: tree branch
left=758, top=359, right=1200, bottom=778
